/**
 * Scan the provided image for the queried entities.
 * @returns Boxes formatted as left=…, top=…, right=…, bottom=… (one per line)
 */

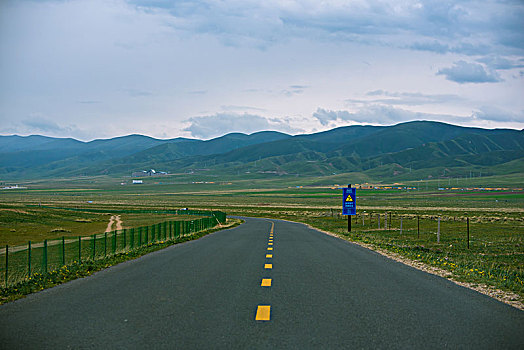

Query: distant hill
left=0, top=121, right=522, bottom=181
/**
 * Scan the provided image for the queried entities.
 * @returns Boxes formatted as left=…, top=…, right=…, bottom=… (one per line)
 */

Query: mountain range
left=1, top=121, right=523, bottom=181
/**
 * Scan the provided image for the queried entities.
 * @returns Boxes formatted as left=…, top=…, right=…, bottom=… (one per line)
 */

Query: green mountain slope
left=0, top=121, right=522, bottom=181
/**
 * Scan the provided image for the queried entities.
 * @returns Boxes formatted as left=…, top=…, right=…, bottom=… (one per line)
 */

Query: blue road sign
left=342, top=187, right=356, bottom=215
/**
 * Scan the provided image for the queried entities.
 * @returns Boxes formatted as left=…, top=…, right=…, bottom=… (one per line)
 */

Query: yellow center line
left=268, top=242, right=273, bottom=246
left=267, top=247, right=273, bottom=250
left=255, top=305, right=271, bottom=321
left=270, top=222, right=274, bottom=234
left=261, top=278, right=272, bottom=287
left=264, top=263, right=272, bottom=269
left=266, top=254, right=272, bottom=258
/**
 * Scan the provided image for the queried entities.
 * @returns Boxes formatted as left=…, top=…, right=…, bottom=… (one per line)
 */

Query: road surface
left=1, top=217, right=523, bottom=349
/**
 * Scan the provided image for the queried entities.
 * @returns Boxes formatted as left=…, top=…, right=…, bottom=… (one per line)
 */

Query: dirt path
left=105, top=216, right=116, bottom=233
left=114, top=215, right=123, bottom=231
left=105, top=215, right=122, bottom=232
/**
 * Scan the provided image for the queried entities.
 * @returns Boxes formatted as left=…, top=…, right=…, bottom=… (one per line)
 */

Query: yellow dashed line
left=256, top=305, right=271, bottom=321
left=261, top=278, right=272, bottom=287
left=257, top=223, right=275, bottom=322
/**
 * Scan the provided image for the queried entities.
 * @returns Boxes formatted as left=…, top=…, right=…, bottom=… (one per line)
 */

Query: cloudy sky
left=0, top=0, right=523, bottom=140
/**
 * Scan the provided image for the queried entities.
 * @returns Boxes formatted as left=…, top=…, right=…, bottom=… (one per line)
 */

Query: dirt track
left=105, top=215, right=123, bottom=232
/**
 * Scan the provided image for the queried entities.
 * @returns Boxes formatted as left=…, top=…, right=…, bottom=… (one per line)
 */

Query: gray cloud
left=123, top=88, right=155, bottom=97
left=347, top=90, right=465, bottom=106
left=477, top=56, right=524, bottom=70
left=437, top=61, right=502, bottom=84
left=313, top=106, right=475, bottom=127
left=220, top=105, right=267, bottom=112
left=471, top=106, right=522, bottom=123
left=314, top=104, right=524, bottom=128
left=128, top=0, right=524, bottom=56
left=183, top=112, right=302, bottom=139
left=281, top=85, right=309, bottom=97
left=0, top=115, right=97, bottom=140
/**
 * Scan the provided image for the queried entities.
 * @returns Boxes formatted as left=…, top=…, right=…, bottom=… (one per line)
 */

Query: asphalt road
left=1, top=217, right=523, bottom=349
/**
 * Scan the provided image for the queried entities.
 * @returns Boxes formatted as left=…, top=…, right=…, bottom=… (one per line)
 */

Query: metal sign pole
left=342, top=184, right=356, bottom=233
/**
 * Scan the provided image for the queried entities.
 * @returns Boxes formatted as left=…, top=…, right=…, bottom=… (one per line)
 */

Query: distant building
left=132, top=180, right=143, bottom=184
left=132, top=169, right=168, bottom=177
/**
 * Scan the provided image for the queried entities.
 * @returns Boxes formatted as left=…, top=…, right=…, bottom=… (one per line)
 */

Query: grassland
left=1, top=172, right=523, bottom=305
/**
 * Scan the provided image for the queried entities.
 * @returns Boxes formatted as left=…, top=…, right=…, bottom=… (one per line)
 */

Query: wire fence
left=1, top=210, right=226, bottom=288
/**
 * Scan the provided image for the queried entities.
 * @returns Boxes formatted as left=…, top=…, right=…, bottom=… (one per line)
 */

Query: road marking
left=268, top=242, right=273, bottom=246
left=267, top=247, right=273, bottom=251
left=255, top=305, right=271, bottom=321
left=270, top=222, right=274, bottom=234
left=261, top=278, right=272, bottom=287
left=266, top=254, right=272, bottom=258
left=268, top=239, right=273, bottom=242
left=264, top=263, right=272, bottom=269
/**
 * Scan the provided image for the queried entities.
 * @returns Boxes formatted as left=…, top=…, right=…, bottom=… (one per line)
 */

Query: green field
left=1, top=172, right=523, bottom=303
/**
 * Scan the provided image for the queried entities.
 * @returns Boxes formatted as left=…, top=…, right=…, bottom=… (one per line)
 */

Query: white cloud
left=183, top=113, right=302, bottom=139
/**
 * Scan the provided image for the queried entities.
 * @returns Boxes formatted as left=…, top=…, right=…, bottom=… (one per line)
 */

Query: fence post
left=104, top=232, right=107, bottom=257
left=92, top=234, right=96, bottom=260
left=28, top=241, right=32, bottom=278
left=385, top=212, right=388, bottom=230
left=130, top=228, right=134, bottom=249
left=123, top=229, right=127, bottom=250
left=43, top=240, right=48, bottom=274
left=400, top=217, right=403, bottom=235
left=5, top=245, right=8, bottom=288
left=78, top=236, right=82, bottom=263
left=112, top=231, right=117, bottom=253
left=139, top=227, right=142, bottom=246
left=378, top=214, right=380, bottom=229
left=62, top=236, right=66, bottom=266
left=417, top=216, right=420, bottom=239
left=467, top=217, right=470, bottom=249
left=145, top=226, right=149, bottom=244
left=437, top=217, right=440, bottom=243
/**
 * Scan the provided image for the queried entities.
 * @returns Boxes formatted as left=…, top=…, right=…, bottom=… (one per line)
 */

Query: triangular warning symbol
left=346, top=195, right=353, bottom=202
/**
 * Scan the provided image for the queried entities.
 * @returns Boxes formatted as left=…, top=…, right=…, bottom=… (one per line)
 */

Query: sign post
left=342, top=184, right=357, bottom=232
